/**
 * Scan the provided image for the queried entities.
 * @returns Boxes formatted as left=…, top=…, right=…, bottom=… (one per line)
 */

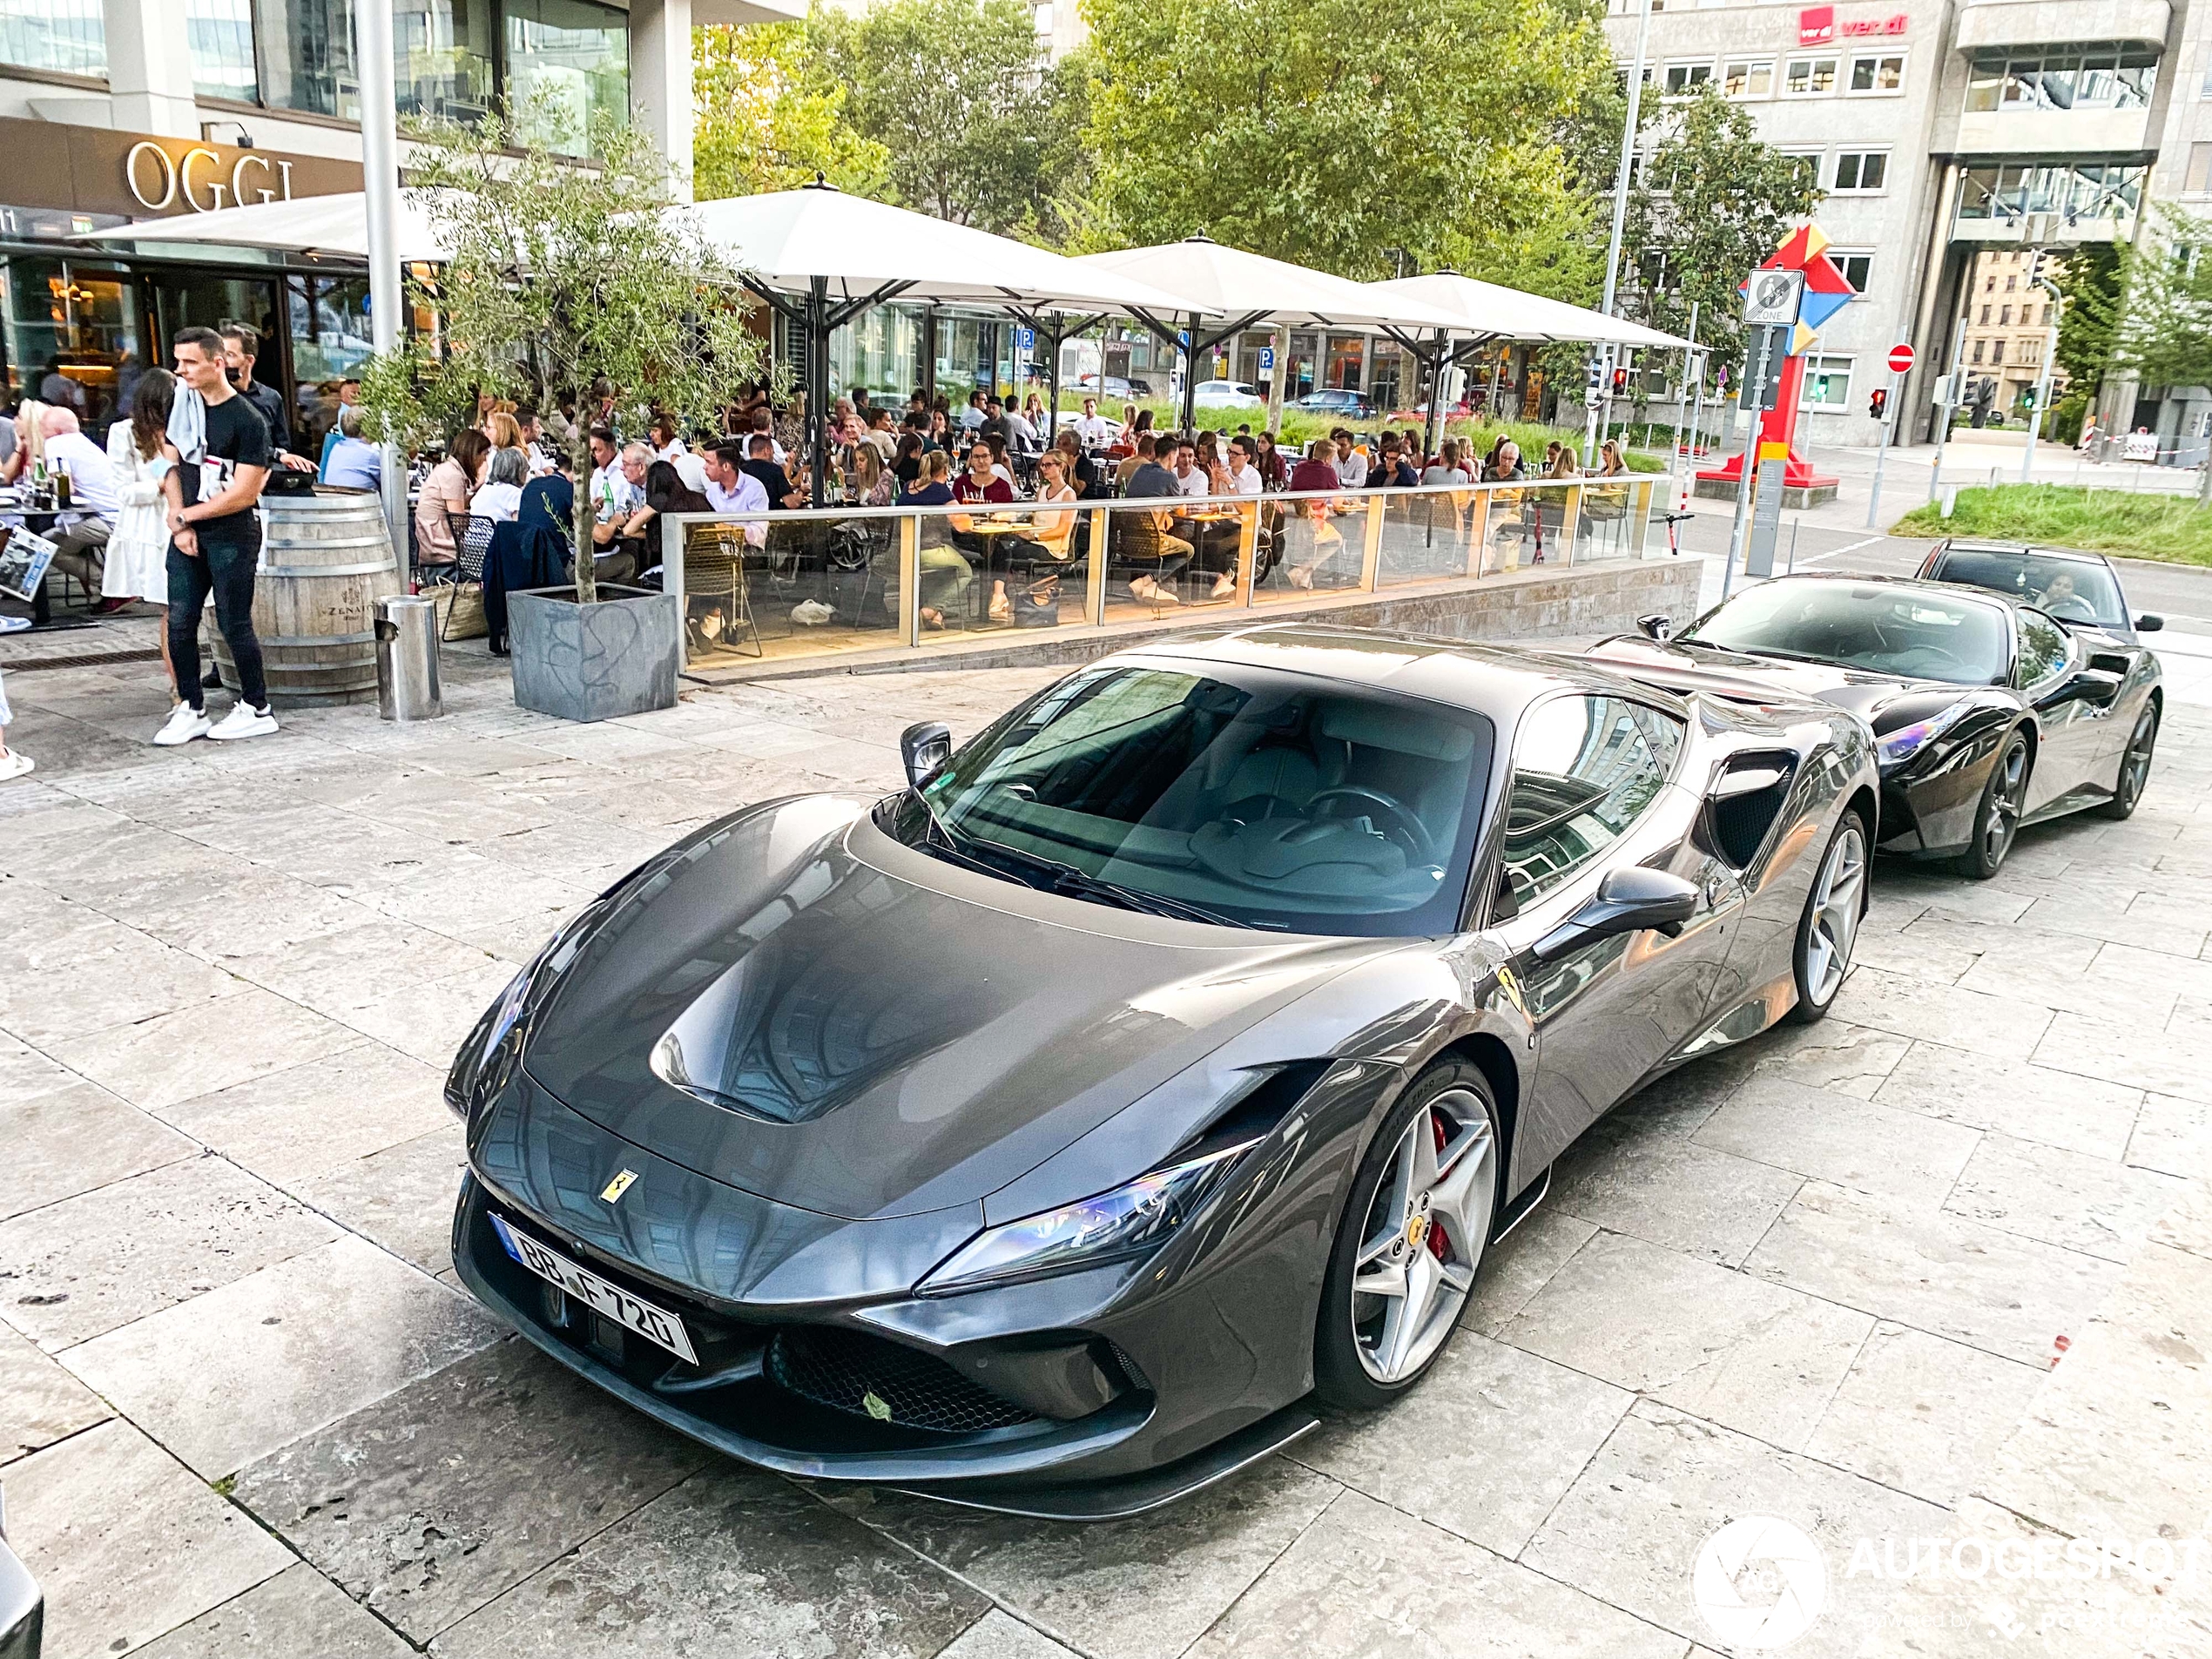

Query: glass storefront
left=1, top=0, right=103, bottom=75
left=256, top=0, right=361, bottom=120
left=1325, top=334, right=1365, bottom=391
left=1954, top=161, right=2144, bottom=227
left=394, top=0, right=497, bottom=125
left=828, top=302, right=924, bottom=404
left=287, top=273, right=372, bottom=451
left=2, top=259, right=143, bottom=430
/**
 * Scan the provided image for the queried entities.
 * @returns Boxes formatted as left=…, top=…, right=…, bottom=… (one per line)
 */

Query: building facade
left=0, top=0, right=792, bottom=448
left=1607, top=0, right=2199, bottom=453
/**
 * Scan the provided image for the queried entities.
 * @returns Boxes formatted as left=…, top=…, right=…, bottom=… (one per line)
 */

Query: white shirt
left=705, top=471, right=769, bottom=546
left=1073, top=414, right=1112, bottom=447
left=1224, top=462, right=1263, bottom=497
left=1334, top=450, right=1368, bottom=489
left=44, top=429, right=120, bottom=521
left=473, top=481, right=523, bottom=523
left=670, top=449, right=710, bottom=493
left=1175, top=466, right=1206, bottom=497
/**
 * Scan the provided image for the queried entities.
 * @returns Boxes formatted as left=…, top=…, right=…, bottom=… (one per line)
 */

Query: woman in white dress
left=103, top=368, right=179, bottom=698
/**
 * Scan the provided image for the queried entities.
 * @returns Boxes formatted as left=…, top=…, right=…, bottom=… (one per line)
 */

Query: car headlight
left=1875, top=704, right=1968, bottom=771
left=919, top=1142, right=1257, bottom=1296
left=443, top=897, right=610, bottom=1118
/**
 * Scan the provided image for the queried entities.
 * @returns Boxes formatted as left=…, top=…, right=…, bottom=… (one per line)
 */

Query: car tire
left=1786, top=809, right=1869, bottom=1025
left=1956, top=726, right=2032, bottom=880
left=1313, top=1061, right=1500, bottom=1413
left=2098, top=703, right=2159, bottom=820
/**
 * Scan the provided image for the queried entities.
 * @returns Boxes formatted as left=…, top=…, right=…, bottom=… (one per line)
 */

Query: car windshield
left=879, top=662, right=1495, bottom=936
left=1684, top=581, right=2012, bottom=685
left=1931, top=549, right=2127, bottom=629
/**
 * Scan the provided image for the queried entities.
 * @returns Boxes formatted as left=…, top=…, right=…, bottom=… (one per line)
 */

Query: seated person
left=472, top=445, right=529, bottom=522
left=742, top=434, right=802, bottom=509
left=702, top=442, right=769, bottom=548
left=897, top=451, right=972, bottom=630
left=1284, top=439, right=1352, bottom=590
left=319, top=404, right=382, bottom=490
left=588, top=440, right=656, bottom=582
left=38, top=405, right=120, bottom=599
left=2036, top=570, right=2094, bottom=621
left=948, top=441, right=1014, bottom=557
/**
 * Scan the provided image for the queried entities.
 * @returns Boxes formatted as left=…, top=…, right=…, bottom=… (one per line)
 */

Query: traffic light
left=1869, top=388, right=1888, bottom=421
left=2020, top=386, right=2038, bottom=410
left=1611, top=366, right=1629, bottom=395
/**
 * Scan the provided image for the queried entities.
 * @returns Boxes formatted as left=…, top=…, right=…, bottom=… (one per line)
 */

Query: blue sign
left=1016, top=326, right=1035, bottom=350
left=1258, top=347, right=1275, bottom=373
left=1177, top=330, right=1190, bottom=348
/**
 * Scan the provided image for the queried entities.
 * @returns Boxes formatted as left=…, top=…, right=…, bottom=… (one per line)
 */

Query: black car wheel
left=1957, top=727, right=2031, bottom=880
left=1786, top=811, right=1868, bottom=1024
left=1314, top=1061, right=1499, bottom=1411
left=2099, top=703, right=2159, bottom=820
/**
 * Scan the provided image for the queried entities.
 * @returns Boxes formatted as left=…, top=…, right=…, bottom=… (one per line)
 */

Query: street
left=3, top=516, right=2211, bottom=1658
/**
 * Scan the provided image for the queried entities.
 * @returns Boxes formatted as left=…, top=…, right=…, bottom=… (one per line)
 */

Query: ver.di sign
left=125, top=141, right=299, bottom=214
left=1798, top=7, right=1907, bottom=45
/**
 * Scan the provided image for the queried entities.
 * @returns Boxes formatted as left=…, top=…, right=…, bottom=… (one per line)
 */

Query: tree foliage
left=1622, top=85, right=1822, bottom=365
left=693, top=21, right=890, bottom=199
left=2050, top=240, right=2121, bottom=391
left=355, top=106, right=765, bottom=604
left=806, top=0, right=1089, bottom=243
left=1076, top=0, right=1612, bottom=285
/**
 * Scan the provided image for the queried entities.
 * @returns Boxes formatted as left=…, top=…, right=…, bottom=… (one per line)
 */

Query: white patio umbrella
left=75, top=188, right=454, bottom=263
left=681, top=185, right=1209, bottom=498
left=1366, top=272, right=1696, bottom=455
left=1072, top=236, right=1467, bottom=433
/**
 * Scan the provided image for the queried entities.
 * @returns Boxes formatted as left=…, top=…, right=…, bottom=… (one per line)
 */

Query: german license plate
left=489, top=1214, right=699, bottom=1365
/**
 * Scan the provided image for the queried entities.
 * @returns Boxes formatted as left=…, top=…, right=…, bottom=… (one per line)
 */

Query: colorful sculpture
left=1698, top=223, right=1853, bottom=493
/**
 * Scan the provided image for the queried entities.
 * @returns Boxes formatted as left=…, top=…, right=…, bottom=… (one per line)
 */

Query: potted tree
left=358, top=106, right=764, bottom=721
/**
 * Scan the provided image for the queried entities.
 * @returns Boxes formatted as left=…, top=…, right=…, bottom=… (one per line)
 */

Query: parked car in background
left=1588, top=572, right=2163, bottom=879
left=1291, top=388, right=1379, bottom=419
left=1915, top=541, right=2165, bottom=645
left=1074, top=374, right=1134, bottom=401
left=1193, top=380, right=1265, bottom=409
left=0, top=1492, right=41, bottom=1659
left=447, top=624, right=1876, bottom=1520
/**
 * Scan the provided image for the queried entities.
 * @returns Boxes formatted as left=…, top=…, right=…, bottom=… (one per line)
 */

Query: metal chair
left=442, top=511, right=496, bottom=640
left=687, top=524, right=764, bottom=658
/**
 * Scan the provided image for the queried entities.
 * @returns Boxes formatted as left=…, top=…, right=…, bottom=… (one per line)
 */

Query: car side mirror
left=2136, top=613, right=2165, bottom=632
left=1635, top=613, right=1673, bottom=641
left=900, top=721, right=952, bottom=790
left=2043, top=667, right=2122, bottom=709
left=1530, top=867, right=1700, bottom=963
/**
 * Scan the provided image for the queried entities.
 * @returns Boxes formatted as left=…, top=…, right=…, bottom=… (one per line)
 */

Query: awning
left=1072, top=237, right=1465, bottom=333
left=74, top=189, right=453, bottom=263
left=1365, top=273, right=1696, bottom=349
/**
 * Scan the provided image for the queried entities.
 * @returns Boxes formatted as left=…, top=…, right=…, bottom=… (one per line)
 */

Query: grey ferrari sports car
left=448, top=623, right=1877, bottom=1517
left=1589, top=572, right=2162, bottom=879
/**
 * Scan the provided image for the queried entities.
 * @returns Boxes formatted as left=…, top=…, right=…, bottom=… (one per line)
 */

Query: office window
left=1831, top=251, right=1872, bottom=293
left=189, top=0, right=257, bottom=100
left=1973, top=340, right=1986, bottom=364
left=2004, top=274, right=2016, bottom=290
left=1992, top=340, right=2006, bottom=364
left=2019, top=338, right=2042, bottom=365
left=1985, top=275, right=1997, bottom=292
left=1800, top=354, right=1852, bottom=407
left=1780, top=152, right=1821, bottom=193
left=505, top=0, right=629, bottom=158
left=2188, top=142, right=2212, bottom=195
left=1663, top=61, right=1712, bottom=95
left=0, top=0, right=104, bottom=75
left=2000, top=305, right=2012, bottom=325
left=1980, top=305, right=1993, bottom=324
left=1966, top=45, right=2158, bottom=114
left=1784, top=56, right=1838, bottom=96
left=1833, top=151, right=1888, bottom=192
left=1722, top=57, right=1773, bottom=98
left=394, top=0, right=497, bottom=126
left=256, top=0, right=360, bottom=119
left=1849, top=54, right=1904, bottom=94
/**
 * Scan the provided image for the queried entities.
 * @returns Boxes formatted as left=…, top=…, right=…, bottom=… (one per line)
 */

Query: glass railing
left=658, top=475, right=1656, bottom=671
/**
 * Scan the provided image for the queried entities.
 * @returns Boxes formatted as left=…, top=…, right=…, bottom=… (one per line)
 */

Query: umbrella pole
left=1423, top=329, right=1445, bottom=463
left=1180, top=313, right=1197, bottom=439
left=808, top=276, right=829, bottom=508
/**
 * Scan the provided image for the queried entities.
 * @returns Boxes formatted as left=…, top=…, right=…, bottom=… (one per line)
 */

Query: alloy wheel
left=1350, top=1089, right=1495, bottom=1385
left=2120, top=711, right=2156, bottom=807
left=1983, top=738, right=2028, bottom=866
left=1804, top=819, right=1866, bottom=1006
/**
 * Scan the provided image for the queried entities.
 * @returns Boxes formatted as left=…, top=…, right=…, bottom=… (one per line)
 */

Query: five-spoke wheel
left=1959, top=728, right=2031, bottom=880
left=1788, top=812, right=1867, bottom=1023
left=2100, top=703, right=2159, bottom=821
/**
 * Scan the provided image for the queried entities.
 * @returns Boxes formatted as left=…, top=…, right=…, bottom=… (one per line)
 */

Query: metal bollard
left=374, top=595, right=442, bottom=722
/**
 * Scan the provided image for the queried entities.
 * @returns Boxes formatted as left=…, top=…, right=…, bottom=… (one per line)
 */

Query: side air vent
left=1707, top=752, right=1798, bottom=868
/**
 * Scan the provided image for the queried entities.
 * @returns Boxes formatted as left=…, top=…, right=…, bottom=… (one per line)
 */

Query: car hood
left=1584, top=635, right=1964, bottom=724
left=521, top=797, right=1392, bottom=1221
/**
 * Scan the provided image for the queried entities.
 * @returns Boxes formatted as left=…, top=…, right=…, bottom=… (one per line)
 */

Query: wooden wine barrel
left=211, top=489, right=396, bottom=705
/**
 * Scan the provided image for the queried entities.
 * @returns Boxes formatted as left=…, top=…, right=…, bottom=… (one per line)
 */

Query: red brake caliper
left=1427, top=1112, right=1452, bottom=1260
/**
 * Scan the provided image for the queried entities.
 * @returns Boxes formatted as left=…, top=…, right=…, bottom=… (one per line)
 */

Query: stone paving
left=3, top=627, right=2211, bottom=1658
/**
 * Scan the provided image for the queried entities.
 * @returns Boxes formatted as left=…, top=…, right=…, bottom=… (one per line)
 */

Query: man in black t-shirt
left=154, top=326, right=278, bottom=746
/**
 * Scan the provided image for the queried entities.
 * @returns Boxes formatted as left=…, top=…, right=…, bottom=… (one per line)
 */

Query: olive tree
left=356, top=106, right=765, bottom=603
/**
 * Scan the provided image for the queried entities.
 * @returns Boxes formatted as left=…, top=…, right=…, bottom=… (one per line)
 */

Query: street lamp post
left=1591, top=0, right=1654, bottom=467
left=2022, top=258, right=2064, bottom=482
left=355, top=0, right=407, bottom=579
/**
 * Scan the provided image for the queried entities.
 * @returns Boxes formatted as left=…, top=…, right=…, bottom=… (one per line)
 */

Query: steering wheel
left=1306, top=786, right=1436, bottom=863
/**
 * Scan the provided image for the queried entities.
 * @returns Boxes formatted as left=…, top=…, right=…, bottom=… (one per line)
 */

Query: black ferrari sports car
left=1588, top=572, right=2162, bottom=879
left=448, top=624, right=1876, bottom=1517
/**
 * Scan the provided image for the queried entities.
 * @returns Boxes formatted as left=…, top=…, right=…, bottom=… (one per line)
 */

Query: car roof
left=1935, top=540, right=2113, bottom=570
left=1101, top=621, right=1690, bottom=719
left=1732, top=570, right=2027, bottom=617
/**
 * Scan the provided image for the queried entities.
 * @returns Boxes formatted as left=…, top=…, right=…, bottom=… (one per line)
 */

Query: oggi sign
left=124, top=140, right=299, bottom=214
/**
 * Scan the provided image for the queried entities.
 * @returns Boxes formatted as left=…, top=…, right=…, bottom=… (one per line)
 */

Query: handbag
left=1012, top=576, right=1062, bottom=628
left=431, top=580, right=488, bottom=640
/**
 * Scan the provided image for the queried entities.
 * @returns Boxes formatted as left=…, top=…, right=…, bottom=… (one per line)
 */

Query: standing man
left=219, top=324, right=293, bottom=455
left=155, top=326, right=278, bottom=745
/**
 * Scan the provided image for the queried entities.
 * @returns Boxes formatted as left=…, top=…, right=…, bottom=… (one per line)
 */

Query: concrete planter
left=508, top=584, right=681, bottom=723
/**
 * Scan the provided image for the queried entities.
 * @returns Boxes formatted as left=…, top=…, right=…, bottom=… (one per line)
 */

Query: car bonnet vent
left=1708, top=752, right=1798, bottom=868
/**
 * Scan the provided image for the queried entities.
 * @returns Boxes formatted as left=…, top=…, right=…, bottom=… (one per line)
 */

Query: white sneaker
left=0, top=748, right=32, bottom=781
left=154, top=704, right=211, bottom=746
left=208, top=703, right=280, bottom=742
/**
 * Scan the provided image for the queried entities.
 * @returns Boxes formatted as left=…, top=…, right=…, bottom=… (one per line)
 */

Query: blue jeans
left=166, top=529, right=266, bottom=711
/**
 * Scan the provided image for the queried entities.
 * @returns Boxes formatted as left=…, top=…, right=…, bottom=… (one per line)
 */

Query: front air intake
left=766, top=1326, right=1038, bottom=1433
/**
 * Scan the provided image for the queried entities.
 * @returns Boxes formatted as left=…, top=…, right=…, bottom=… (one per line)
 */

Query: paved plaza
left=3, top=611, right=2212, bottom=1658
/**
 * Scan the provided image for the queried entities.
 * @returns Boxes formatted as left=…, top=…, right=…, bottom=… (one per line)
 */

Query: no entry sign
left=1887, top=342, right=1915, bottom=374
